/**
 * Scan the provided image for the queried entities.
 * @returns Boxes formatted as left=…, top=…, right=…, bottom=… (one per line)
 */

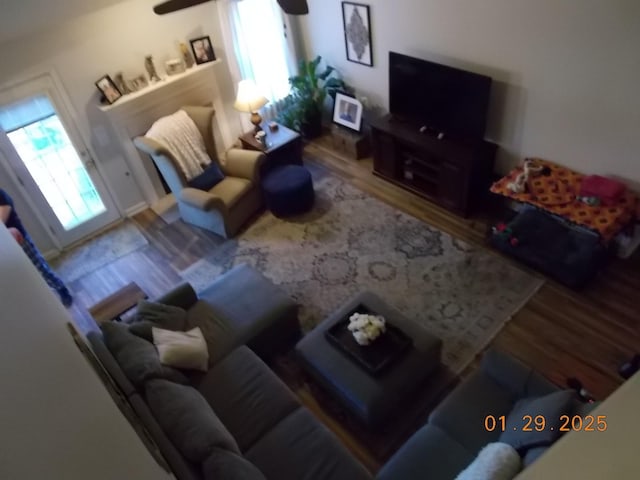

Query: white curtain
left=218, top=0, right=296, bottom=127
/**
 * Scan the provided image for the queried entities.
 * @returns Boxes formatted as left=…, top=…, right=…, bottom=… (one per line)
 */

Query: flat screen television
left=389, top=51, right=492, bottom=140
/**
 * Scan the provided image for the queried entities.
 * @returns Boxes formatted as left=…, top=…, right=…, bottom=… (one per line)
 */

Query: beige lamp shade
left=234, top=80, right=268, bottom=113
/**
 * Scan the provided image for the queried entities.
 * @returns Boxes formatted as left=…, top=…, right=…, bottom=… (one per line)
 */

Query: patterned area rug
left=52, top=221, right=148, bottom=283
left=181, top=174, right=543, bottom=374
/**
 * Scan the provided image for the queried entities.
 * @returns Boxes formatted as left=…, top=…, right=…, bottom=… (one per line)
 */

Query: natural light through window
left=2, top=97, right=105, bottom=230
left=235, top=0, right=291, bottom=102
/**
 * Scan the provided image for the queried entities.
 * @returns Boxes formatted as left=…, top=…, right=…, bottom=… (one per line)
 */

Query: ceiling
left=0, top=0, right=133, bottom=44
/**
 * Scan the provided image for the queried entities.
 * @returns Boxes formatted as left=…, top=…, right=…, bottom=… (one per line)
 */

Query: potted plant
left=278, top=56, right=346, bottom=139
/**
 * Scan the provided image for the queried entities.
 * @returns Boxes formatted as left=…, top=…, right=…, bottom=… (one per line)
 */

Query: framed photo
left=332, top=92, right=363, bottom=133
left=190, top=35, right=216, bottom=65
left=341, top=2, right=373, bottom=67
left=95, top=75, right=122, bottom=104
left=126, top=74, right=149, bottom=93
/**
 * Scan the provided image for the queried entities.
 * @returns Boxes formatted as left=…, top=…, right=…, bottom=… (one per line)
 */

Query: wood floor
left=65, top=137, right=640, bottom=473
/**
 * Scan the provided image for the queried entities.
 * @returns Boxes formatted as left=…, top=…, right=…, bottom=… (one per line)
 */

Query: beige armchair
left=134, top=106, right=265, bottom=238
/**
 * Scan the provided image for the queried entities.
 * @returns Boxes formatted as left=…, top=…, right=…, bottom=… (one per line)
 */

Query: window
left=220, top=0, right=295, bottom=106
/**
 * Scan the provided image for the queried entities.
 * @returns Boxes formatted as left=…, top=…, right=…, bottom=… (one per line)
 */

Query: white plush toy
left=348, top=313, right=386, bottom=346
left=455, top=442, right=521, bottom=480
left=507, top=158, right=544, bottom=194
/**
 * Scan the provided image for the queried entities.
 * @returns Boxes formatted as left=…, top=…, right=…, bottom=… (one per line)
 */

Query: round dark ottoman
left=262, top=165, right=314, bottom=217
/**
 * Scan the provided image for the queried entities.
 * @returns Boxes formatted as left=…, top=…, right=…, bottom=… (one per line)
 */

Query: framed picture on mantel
left=342, top=2, right=373, bottom=66
left=190, top=35, right=216, bottom=65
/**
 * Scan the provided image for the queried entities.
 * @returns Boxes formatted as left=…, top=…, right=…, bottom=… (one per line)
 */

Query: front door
left=0, top=74, right=120, bottom=247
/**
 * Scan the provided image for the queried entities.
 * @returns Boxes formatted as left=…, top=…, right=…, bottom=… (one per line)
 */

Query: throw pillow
left=153, top=326, right=209, bottom=372
left=455, top=442, right=521, bottom=480
left=129, top=300, right=188, bottom=341
left=188, top=163, right=225, bottom=191
left=202, top=449, right=266, bottom=480
left=145, top=379, right=240, bottom=463
left=101, top=322, right=188, bottom=387
left=499, top=390, right=575, bottom=452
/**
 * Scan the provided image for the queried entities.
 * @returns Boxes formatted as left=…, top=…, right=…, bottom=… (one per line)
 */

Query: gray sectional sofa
left=378, top=349, right=572, bottom=479
left=88, top=263, right=583, bottom=480
left=88, top=264, right=371, bottom=480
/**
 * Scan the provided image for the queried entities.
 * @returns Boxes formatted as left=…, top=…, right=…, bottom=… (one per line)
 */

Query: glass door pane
left=1, top=94, right=109, bottom=232
left=6, top=114, right=106, bottom=230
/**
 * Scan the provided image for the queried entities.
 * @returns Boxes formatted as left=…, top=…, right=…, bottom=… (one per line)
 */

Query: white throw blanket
left=145, top=109, right=211, bottom=180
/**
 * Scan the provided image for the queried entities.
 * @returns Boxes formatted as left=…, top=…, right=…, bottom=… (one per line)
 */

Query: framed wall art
left=341, top=2, right=373, bottom=67
left=332, top=91, right=363, bottom=133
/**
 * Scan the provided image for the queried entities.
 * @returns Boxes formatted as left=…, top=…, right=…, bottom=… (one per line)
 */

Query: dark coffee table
left=295, top=291, right=442, bottom=428
left=325, top=304, right=412, bottom=376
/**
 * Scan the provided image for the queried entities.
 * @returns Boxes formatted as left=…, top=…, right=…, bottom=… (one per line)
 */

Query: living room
left=1, top=0, right=639, bottom=479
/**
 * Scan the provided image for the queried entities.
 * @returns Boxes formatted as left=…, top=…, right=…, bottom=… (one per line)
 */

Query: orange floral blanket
left=490, top=159, right=638, bottom=242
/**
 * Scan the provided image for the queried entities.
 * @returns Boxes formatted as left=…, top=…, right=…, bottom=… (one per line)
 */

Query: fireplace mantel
left=98, top=60, right=232, bottom=207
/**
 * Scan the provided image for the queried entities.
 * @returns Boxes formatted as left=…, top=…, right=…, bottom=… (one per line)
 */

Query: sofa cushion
left=153, top=326, right=209, bottom=372
left=197, top=264, right=299, bottom=358
left=196, top=346, right=299, bottom=451
left=185, top=299, right=238, bottom=365
left=86, top=331, right=137, bottom=397
left=129, top=300, right=188, bottom=341
left=245, top=408, right=371, bottom=480
left=377, top=424, right=474, bottom=480
left=202, top=449, right=266, bottom=480
left=154, top=282, right=199, bottom=310
left=145, top=379, right=240, bottom=463
left=128, top=394, right=201, bottom=480
left=210, top=177, right=252, bottom=208
left=429, top=369, right=515, bottom=453
left=499, top=390, right=575, bottom=452
left=101, top=322, right=188, bottom=388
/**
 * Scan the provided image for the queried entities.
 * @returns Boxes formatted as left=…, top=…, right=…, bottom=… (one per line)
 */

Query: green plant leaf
left=317, top=66, right=335, bottom=81
left=282, top=55, right=350, bottom=132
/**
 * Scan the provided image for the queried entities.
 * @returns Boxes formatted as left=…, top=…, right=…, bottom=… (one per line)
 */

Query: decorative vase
left=145, top=55, right=161, bottom=82
left=180, top=43, right=194, bottom=68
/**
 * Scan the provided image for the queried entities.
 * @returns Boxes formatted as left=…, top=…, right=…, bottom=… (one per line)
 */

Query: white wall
left=517, top=370, right=640, bottom=479
left=0, top=0, right=238, bottom=250
left=300, top=0, right=640, bottom=185
left=0, top=225, right=174, bottom=480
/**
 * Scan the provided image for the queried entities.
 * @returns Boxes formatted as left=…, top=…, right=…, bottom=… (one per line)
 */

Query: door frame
left=0, top=68, right=122, bottom=250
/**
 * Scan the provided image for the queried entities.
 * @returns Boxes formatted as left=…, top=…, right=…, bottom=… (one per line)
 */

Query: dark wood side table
left=239, top=122, right=303, bottom=173
left=89, top=282, right=147, bottom=324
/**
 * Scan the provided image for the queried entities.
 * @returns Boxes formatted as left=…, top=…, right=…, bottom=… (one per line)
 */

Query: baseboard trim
left=125, top=202, right=149, bottom=217
left=42, top=249, right=61, bottom=261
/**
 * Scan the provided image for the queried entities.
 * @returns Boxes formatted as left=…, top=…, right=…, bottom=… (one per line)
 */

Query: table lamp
left=234, top=80, right=268, bottom=133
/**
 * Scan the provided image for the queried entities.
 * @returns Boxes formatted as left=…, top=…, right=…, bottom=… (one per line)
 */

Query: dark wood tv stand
left=371, top=114, right=497, bottom=217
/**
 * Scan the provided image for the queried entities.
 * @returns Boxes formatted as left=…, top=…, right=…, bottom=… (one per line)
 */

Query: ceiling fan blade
left=153, top=0, right=308, bottom=16
left=153, top=0, right=212, bottom=15
left=276, top=0, right=309, bottom=15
